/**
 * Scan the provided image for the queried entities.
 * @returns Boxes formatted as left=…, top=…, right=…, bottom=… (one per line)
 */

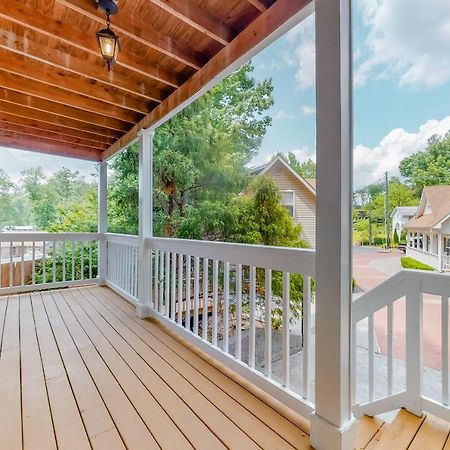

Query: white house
left=405, top=186, right=450, bottom=271
left=251, top=154, right=316, bottom=247
left=391, top=206, right=417, bottom=238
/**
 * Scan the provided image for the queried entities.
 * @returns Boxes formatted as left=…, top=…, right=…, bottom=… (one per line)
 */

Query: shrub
left=400, top=257, right=434, bottom=271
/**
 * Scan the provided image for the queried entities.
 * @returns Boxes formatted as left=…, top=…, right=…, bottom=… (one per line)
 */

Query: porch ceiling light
left=96, top=0, right=120, bottom=71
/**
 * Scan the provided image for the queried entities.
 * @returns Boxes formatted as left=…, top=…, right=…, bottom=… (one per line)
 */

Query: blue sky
left=1, top=0, right=450, bottom=188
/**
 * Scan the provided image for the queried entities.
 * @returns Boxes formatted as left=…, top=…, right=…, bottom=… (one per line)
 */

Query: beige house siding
left=265, top=160, right=316, bottom=247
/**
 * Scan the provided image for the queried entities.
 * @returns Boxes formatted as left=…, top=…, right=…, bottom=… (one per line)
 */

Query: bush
left=400, top=257, right=434, bottom=271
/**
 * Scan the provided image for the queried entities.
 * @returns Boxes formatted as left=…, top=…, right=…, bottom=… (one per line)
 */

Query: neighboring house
left=391, top=206, right=417, bottom=237
left=251, top=154, right=316, bottom=247
left=405, top=185, right=450, bottom=272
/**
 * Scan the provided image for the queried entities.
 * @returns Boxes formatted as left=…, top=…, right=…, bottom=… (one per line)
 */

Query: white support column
left=438, top=233, right=443, bottom=272
left=137, top=128, right=155, bottom=318
left=311, top=0, right=357, bottom=449
left=98, top=161, right=107, bottom=285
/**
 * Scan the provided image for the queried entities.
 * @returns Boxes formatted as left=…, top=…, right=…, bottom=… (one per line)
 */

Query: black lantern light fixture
left=96, top=0, right=120, bottom=71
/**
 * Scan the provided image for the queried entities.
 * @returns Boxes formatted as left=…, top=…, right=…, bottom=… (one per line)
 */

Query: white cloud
left=301, top=105, right=316, bottom=116
left=355, top=0, right=450, bottom=88
left=273, top=110, right=295, bottom=121
left=285, top=14, right=315, bottom=90
left=353, top=116, right=450, bottom=188
left=0, top=147, right=97, bottom=183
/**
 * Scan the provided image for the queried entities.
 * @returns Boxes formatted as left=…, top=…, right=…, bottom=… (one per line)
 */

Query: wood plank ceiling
left=0, top=0, right=308, bottom=162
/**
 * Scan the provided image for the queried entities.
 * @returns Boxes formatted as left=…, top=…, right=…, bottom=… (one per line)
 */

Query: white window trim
left=280, top=190, right=295, bottom=217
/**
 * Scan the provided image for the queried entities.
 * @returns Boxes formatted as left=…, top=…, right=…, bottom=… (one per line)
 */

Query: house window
left=280, top=190, right=294, bottom=217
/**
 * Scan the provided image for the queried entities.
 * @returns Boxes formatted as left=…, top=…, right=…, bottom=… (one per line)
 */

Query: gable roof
left=405, top=185, right=450, bottom=229
left=391, top=206, right=417, bottom=218
left=249, top=154, right=316, bottom=196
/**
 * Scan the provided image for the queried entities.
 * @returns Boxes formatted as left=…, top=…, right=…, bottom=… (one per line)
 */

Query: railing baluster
left=52, top=241, right=56, bottom=283
left=165, top=251, right=170, bottom=317
left=212, top=259, right=219, bottom=346
left=185, top=256, right=191, bottom=329
left=442, top=296, right=449, bottom=406
left=43, top=240, right=46, bottom=285
left=236, top=263, right=242, bottom=360
left=134, top=245, right=139, bottom=298
left=223, top=261, right=230, bottom=353
left=368, top=314, right=374, bottom=402
left=159, top=251, right=164, bottom=314
left=303, top=276, right=311, bottom=400
left=177, top=254, right=183, bottom=325
left=21, top=241, right=25, bottom=286
left=32, top=241, right=36, bottom=285
left=351, top=322, right=357, bottom=404
left=193, top=256, right=200, bottom=334
left=264, top=269, right=272, bottom=377
left=154, top=251, right=159, bottom=312
left=202, top=257, right=208, bottom=340
left=171, top=252, right=176, bottom=320
left=80, top=241, right=84, bottom=281
left=387, top=303, right=394, bottom=396
left=71, top=240, right=75, bottom=281
left=89, top=241, right=93, bottom=280
left=9, top=241, right=13, bottom=287
left=62, top=241, right=66, bottom=283
left=249, top=266, right=256, bottom=369
left=282, top=271, right=290, bottom=387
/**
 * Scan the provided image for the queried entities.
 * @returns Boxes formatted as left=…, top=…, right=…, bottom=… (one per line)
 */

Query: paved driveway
left=353, top=246, right=444, bottom=370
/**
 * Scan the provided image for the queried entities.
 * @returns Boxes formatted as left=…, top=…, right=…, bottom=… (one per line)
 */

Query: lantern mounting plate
left=96, top=0, right=119, bottom=15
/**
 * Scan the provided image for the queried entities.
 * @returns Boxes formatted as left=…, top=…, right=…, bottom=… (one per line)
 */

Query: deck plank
left=409, top=415, right=450, bottom=450
left=0, top=295, right=22, bottom=450
left=83, top=286, right=299, bottom=449
left=91, top=285, right=311, bottom=449
left=62, top=288, right=211, bottom=450
left=20, top=293, right=57, bottom=450
left=70, top=287, right=256, bottom=449
left=48, top=290, right=159, bottom=450
left=371, top=409, right=425, bottom=449
left=30, top=292, right=91, bottom=450
left=355, top=416, right=384, bottom=449
left=40, top=291, right=126, bottom=450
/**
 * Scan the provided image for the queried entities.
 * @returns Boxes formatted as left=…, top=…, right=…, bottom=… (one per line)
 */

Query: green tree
left=286, top=152, right=316, bottom=179
left=399, top=133, right=450, bottom=193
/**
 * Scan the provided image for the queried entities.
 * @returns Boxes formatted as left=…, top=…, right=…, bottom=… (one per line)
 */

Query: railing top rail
left=0, top=232, right=100, bottom=243
left=104, top=233, right=140, bottom=246
left=150, top=237, right=316, bottom=276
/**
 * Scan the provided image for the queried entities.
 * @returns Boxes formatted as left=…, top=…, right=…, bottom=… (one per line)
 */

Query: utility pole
left=384, top=171, right=390, bottom=250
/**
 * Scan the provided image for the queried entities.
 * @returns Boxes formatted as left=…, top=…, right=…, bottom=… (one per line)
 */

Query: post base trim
left=310, top=412, right=357, bottom=450
left=136, top=303, right=152, bottom=319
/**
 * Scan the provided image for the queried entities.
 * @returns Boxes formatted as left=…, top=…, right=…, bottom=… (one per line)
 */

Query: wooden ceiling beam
left=0, top=131, right=102, bottom=161
left=247, top=0, right=268, bottom=12
left=56, top=0, right=207, bottom=69
left=0, top=121, right=108, bottom=151
left=0, top=29, right=171, bottom=102
left=0, top=111, right=115, bottom=146
left=148, top=0, right=235, bottom=45
left=103, top=0, right=312, bottom=160
left=0, top=48, right=151, bottom=115
left=0, top=70, right=142, bottom=126
left=0, top=101, right=123, bottom=140
left=0, top=88, right=130, bottom=133
left=0, top=1, right=182, bottom=88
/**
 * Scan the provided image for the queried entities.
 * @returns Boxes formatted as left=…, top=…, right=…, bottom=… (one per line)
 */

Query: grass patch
left=401, top=257, right=434, bottom=271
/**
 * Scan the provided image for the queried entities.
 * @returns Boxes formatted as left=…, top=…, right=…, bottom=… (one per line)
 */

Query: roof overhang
left=0, top=0, right=313, bottom=162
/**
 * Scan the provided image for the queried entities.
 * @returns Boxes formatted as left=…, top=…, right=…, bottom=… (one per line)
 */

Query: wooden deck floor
left=2, top=285, right=450, bottom=450
left=0, top=286, right=311, bottom=450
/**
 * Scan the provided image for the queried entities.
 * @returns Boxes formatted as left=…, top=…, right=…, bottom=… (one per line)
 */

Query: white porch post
left=438, top=233, right=443, bottom=272
left=311, top=0, right=356, bottom=449
left=136, top=128, right=154, bottom=318
left=98, top=161, right=107, bottom=285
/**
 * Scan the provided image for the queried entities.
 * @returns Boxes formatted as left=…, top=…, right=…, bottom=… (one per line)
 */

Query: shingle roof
left=405, top=185, right=450, bottom=229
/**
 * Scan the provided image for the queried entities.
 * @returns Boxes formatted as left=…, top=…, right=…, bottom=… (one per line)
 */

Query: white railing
left=352, top=270, right=450, bottom=421
left=0, top=232, right=99, bottom=294
left=443, top=255, right=450, bottom=271
left=148, top=237, right=316, bottom=417
left=104, top=233, right=140, bottom=304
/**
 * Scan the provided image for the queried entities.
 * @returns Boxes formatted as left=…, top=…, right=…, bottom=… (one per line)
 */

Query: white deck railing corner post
left=97, top=161, right=108, bottom=286
left=137, top=127, right=155, bottom=318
